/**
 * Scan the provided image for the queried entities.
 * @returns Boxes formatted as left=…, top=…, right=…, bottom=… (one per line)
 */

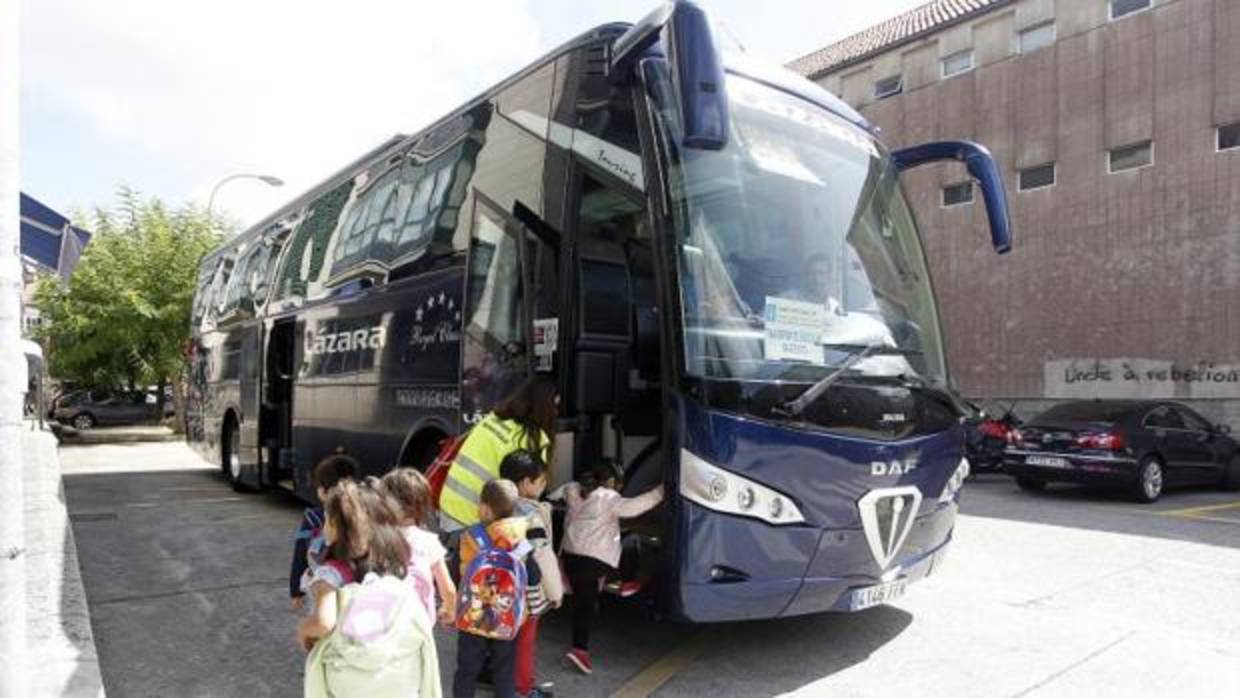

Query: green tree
left=33, top=188, right=227, bottom=431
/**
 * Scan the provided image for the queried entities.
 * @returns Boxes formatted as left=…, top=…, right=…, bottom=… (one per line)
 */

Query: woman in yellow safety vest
left=440, top=377, right=558, bottom=530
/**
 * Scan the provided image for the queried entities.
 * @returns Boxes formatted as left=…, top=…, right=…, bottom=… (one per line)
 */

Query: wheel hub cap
left=1144, top=464, right=1162, bottom=498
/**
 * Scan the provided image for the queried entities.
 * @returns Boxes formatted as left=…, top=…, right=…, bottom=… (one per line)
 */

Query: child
left=499, top=451, right=563, bottom=698
left=558, top=460, right=664, bottom=675
left=453, top=479, right=532, bottom=698
left=381, top=467, right=458, bottom=627
left=290, top=449, right=358, bottom=611
left=298, top=480, right=442, bottom=697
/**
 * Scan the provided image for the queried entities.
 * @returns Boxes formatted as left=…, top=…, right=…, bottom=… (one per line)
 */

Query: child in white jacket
left=556, top=459, right=663, bottom=676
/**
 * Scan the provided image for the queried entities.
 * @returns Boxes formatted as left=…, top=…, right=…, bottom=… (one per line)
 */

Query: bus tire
left=400, top=428, right=447, bottom=473
left=221, top=417, right=251, bottom=492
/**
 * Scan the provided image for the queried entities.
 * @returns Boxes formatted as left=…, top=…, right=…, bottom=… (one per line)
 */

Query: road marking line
left=1176, top=513, right=1240, bottom=526
left=610, top=633, right=709, bottom=698
left=1156, top=500, right=1240, bottom=517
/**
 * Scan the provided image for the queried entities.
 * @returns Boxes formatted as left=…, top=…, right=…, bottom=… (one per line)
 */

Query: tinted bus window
left=275, top=179, right=354, bottom=300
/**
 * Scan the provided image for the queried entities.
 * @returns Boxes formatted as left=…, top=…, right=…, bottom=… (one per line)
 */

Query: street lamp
left=206, top=173, right=284, bottom=218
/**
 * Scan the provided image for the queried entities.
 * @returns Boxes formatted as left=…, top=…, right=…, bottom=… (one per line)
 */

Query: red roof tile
left=787, top=0, right=1011, bottom=79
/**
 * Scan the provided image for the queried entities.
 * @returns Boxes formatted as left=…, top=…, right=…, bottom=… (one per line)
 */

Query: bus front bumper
left=675, top=500, right=957, bottom=622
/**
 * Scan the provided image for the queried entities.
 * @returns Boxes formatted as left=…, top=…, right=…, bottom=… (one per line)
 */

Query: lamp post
left=206, top=173, right=284, bottom=219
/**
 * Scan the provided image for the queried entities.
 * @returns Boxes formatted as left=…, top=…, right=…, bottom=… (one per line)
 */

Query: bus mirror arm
left=610, top=1, right=729, bottom=151
left=891, top=140, right=1013, bottom=254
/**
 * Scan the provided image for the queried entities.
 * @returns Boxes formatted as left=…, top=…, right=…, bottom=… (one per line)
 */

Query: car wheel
left=1015, top=476, right=1045, bottom=493
left=1222, top=454, right=1240, bottom=492
left=1133, top=457, right=1164, bottom=503
left=72, top=413, right=96, bottom=431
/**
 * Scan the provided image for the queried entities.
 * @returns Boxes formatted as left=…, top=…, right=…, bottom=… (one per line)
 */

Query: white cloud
left=23, top=0, right=542, bottom=225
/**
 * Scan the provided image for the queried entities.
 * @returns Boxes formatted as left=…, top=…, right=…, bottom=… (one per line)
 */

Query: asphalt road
left=61, top=443, right=1240, bottom=697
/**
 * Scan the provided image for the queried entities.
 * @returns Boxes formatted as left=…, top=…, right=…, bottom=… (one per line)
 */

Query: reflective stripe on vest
left=440, top=414, right=549, bottom=527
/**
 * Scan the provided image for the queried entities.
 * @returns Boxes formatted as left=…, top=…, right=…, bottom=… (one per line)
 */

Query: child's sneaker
left=618, top=580, right=643, bottom=597
left=565, top=648, right=593, bottom=675
left=526, top=683, right=554, bottom=698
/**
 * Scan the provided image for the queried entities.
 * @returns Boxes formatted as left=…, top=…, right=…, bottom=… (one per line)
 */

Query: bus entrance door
left=264, top=319, right=297, bottom=486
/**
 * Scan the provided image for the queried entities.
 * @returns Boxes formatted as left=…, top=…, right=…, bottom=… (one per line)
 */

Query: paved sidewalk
left=23, top=426, right=105, bottom=697
left=54, top=424, right=179, bottom=444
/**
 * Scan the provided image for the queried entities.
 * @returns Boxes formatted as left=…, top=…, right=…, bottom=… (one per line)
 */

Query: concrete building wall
left=814, top=0, right=1240, bottom=426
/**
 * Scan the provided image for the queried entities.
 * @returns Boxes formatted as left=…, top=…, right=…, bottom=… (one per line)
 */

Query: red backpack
left=426, top=433, right=467, bottom=508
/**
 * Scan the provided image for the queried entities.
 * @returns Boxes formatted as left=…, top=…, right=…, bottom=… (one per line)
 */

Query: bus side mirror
left=891, top=140, right=1013, bottom=254
left=611, top=1, right=729, bottom=150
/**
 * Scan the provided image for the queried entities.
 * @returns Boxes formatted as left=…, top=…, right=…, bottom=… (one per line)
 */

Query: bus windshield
left=650, top=69, right=947, bottom=388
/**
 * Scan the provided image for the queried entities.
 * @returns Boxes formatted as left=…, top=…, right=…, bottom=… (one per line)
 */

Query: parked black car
left=1005, top=400, right=1240, bottom=503
left=52, top=389, right=170, bottom=430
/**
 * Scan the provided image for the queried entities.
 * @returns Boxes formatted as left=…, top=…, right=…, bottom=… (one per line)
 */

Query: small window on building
left=1018, top=22, right=1056, bottom=54
left=1109, top=141, right=1153, bottom=173
left=1019, top=163, right=1056, bottom=191
left=873, top=75, right=903, bottom=100
left=941, top=50, right=974, bottom=78
left=1110, top=0, right=1151, bottom=21
left=1218, top=122, right=1240, bottom=152
left=942, top=182, right=974, bottom=207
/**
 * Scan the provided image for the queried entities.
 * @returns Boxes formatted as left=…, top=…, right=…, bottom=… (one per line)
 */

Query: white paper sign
left=763, top=296, right=825, bottom=364
left=533, top=318, right=558, bottom=372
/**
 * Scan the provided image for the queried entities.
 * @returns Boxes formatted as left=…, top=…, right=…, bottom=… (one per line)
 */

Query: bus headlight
left=680, top=449, right=805, bottom=525
left=938, top=457, right=970, bottom=504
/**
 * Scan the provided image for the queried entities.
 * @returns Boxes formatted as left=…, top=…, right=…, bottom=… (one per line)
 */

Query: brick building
left=791, top=0, right=1240, bottom=424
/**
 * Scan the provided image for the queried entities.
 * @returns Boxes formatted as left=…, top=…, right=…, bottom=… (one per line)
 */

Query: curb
left=23, top=427, right=106, bottom=697
left=52, top=424, right=180, bottom=445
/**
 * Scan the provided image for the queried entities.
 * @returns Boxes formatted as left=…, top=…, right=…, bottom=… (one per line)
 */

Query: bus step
left=275, top=478, right=296, bottom=492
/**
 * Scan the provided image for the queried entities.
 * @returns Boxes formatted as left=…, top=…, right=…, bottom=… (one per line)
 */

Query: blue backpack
left=455, top=524, right=529, bottom=641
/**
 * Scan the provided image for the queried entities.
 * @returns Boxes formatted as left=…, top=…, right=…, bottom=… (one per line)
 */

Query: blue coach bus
left=187, top=1, right=1012, bottom=622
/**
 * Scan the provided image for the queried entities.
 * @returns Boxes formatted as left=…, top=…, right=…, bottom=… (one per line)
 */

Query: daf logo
left=858, top=486, right=923, bottom=570
left=1042, top=433, right=1054, bottom=445
left=871, top=456, right=918, bottom=476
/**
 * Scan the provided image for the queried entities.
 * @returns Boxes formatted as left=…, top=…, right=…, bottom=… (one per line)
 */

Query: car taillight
left=1075, top=432, right=1125, bottom=451
left=1007, top=429, right=1024, bottom=445
left=979, top=420, right=1009, bottom=439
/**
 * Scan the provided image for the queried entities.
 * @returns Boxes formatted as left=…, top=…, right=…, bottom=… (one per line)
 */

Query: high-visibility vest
left=439, top=413, right=550, bottom=527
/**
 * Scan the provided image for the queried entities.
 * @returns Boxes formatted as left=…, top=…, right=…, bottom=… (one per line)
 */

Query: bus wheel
left=221, top=419, right=246, bottom=491
left=400, top=429, right=447, bottom=472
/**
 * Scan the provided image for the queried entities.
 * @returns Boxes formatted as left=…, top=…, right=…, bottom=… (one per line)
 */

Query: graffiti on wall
left=1045, top=358, right=1240, bottom=399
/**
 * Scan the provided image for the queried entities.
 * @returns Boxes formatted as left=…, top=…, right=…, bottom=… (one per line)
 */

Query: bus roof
left=215, top=18, right=876, bottom=257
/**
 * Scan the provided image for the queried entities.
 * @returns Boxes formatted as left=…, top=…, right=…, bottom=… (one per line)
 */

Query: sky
left=21, top=0, right=925, bottom=227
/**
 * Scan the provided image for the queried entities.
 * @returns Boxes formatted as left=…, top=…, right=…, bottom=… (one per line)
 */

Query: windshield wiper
left=774, top=344, right=923, bottom=417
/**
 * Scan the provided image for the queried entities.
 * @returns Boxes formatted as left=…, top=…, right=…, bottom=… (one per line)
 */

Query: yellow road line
left=1175, top=514, right=1240, bottom=526
left=610, top=633, right=709, bottom=698
left=1156, top=500, right=1240, bottom=518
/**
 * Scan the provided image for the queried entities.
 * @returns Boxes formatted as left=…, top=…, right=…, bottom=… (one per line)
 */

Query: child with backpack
left=381, top=467, right=457, bottom=626
left=556, top=460, right=664, bottom=675
left=499, top=451, right=563, bottom=698
left=298, top=480, right=442, bottom=697
left=290, top=449, right=357, bottom=611
left=453, top=479, right=534, bottom=698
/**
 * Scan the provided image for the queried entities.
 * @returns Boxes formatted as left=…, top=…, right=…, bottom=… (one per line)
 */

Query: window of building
left=942, top=181, right=974, bottom=207
left=941, top=50, right=974, bottom=78
left=1218, top=122, right=1240, bottom=152
left=1018, top=22, right=1056, bottom=54
left=1110, top=0, right=1151, bottom=21
left=873, top=75, right=903, bottom=100
left=1019, top=163, right=1056, bottom=191
left=1108, top=141, right=1154, bottom=173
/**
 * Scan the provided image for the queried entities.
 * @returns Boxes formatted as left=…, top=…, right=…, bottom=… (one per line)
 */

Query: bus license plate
left=848, top=580, right=907, bottom=611
left=1026, top=455, right=1069, bottom=468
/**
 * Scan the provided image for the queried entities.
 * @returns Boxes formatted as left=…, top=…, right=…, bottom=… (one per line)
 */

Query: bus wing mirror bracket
left=611, top=1, right=729, bottom=151
left=892, top=140, right=1013, bottom=254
